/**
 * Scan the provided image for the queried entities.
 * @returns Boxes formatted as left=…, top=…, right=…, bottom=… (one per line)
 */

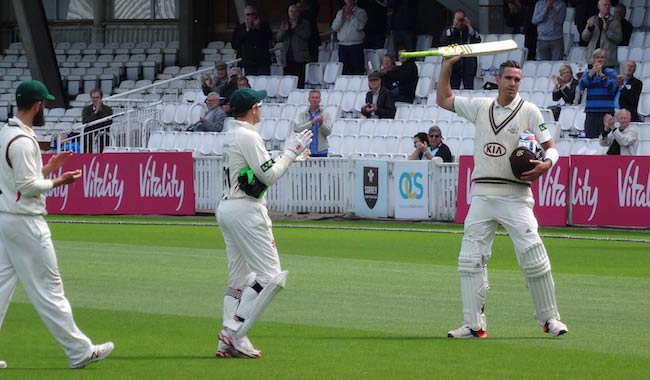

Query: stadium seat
left=323, top=62, right=343, bottom=88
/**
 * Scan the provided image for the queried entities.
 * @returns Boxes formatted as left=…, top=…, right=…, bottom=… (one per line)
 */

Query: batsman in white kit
left=0, top=80, right=113, bottom=368
left=436, top=55, right=568, bottom=338
left=215, top=88, right=312, bottom=358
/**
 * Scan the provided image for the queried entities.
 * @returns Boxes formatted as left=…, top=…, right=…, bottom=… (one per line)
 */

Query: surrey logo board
left=363, top=166, right=378, bottom=209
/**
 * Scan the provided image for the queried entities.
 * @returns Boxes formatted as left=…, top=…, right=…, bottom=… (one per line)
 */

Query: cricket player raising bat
left=436, top=55, right=568, bottom=338
left=215, top=88, right=312, bottom=358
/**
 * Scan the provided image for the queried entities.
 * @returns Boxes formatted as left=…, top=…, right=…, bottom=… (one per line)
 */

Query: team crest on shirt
left=508, top=124, right=521, bottom=134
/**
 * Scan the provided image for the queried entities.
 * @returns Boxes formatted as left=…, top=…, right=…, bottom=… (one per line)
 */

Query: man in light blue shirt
left=532, top=0, right=566, bottom=61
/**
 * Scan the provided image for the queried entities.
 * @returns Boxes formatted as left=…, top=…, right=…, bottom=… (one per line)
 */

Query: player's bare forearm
left=42, top=151, right=73, bottom=177
left=436, top=55, right=461, bottom=111
left=520, top=159, right=551, bottom=182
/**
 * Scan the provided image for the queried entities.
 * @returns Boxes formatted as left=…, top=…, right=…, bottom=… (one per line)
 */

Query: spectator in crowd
left=600, top=108, right=639, bottom=155
left=378, top=54, right=397, bottom=90
left=190, top=92, right=227, bottom=132
left=232, top=5, right=273, bottom=76
left=426, top=125, right=453, bottom=162
left=440, top=10, right=481, bottom=89
left=277, top=4, right=312, bottom=89
left=572, top=0, right=598, bottom=47
left=383, top=48, right=418, bottom=103
left=360, top=0, right=388, bottom=49
left=238, top=76, right=251, bottom=89
left=616, top=60, right=643, bottom=122
left=532, top=0, right=566, bottom=61
left=293, top=89, right=333, bottom=157
left=361, top=71, right=396, bottom=119
left=614, top=3, right=632, bottom=46
left=81, top=88, right=113, bottom=153
left=200, top=62, right=228, bottom=96
left=579, top=48, right=618, bottom=138
left=387, top=0, right=418, bottom=58
left=331, top=0, right=368, bottom=75
left=296, top=0, right=321, bottom=61
left=504, top=0, right=537, bottom=60
left=220, top=67, right=242, bottom=103
left=408, top=132, right=430, bottom=160
left=551, top=64, right=580, bottom=105
left=582, top=0, right=622, bottom=69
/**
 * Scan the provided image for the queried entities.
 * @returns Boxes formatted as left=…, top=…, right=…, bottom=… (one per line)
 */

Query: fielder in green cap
left=213, top=87, right=313, bottom=358
left=0, top=80, right=115, bottom=369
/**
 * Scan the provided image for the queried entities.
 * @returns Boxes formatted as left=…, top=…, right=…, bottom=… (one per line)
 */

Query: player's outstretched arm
left=436, top=55, right=462, bottom=112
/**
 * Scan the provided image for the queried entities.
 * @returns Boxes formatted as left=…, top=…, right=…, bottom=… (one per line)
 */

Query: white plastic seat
left=278, top=76, right=298, bottom=99
left=265, top=76, right=281, bottom=99
left=304, top=62, right=324, bottom=88
left=346, top=76, right=364, bottom=91
left=280, top=104, right=298, bottom=120
left=414, top=77, right=432, bottom=103
left=324, top=105, right=340, bottom=121
left=559, top=106, right=578, bottom=132
left=273, top=119, right=292, bottom=149
left=323, top=62, right=343, bottom=88
left=395, top=105, right=411, bottom=120
left=409, top=105, right=425, bottom=121
left=173, top=103, right=190, bottom=125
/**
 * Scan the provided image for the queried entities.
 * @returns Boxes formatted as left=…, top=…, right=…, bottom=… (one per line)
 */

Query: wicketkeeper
left=215, top=88, right=312, bottom=358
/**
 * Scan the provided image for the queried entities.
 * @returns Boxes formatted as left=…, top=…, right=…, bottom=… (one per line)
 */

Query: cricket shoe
left=0, top=360, right=6, bottom=369
left=218, top=328, right=262, bottom=358
left=215, top=341, right=242, bottom=358
left=71, top=342, right=114, bottom=369
left=543, top=318, right=568, bottom=336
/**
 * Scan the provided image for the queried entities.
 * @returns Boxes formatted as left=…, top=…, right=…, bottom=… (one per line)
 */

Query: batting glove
left=284, top=130, right=313, bottom=159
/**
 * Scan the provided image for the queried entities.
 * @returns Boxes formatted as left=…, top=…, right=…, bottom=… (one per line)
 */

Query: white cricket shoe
left=218, top=328, right=261, bottom=358
left=447, top=324, right=487, bottom=338
left=215, top=341, right=241, bottom=358
left=71, top=342, right=114, bottom=369
left=543, top=318, right=568, bottom=336
left=0, top=360, right=7, bottom=369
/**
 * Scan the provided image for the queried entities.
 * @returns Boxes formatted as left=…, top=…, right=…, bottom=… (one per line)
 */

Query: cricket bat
left=400, top=39, right=518, bottom=59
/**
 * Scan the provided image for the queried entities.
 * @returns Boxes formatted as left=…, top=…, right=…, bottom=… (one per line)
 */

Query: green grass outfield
left=1, top=215, right=649, bottom=379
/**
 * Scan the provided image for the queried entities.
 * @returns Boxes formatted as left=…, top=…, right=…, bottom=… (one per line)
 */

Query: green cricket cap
left=229, top=88, right=266, bottom=116
left=16, top=80, right=55, bottom=107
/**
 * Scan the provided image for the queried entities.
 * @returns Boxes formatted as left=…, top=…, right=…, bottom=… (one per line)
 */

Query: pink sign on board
left=570, top=155, right=649, bottom=227
left=455, top=156, right=570, bottom=226
left=43, top=152, right=195, bottom=215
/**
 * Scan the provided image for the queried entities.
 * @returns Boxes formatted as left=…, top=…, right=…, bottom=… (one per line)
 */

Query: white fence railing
left=193, top=156, right=459, bottom=221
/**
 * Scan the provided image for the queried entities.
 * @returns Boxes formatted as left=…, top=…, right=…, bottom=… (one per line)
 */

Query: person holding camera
left=440, top=10, right=481, bottom=89
left=81, top=88, right=113, bottom=153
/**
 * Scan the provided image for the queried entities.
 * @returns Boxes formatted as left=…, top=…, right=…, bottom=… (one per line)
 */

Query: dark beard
left=33, top=108, right=45, bottom=126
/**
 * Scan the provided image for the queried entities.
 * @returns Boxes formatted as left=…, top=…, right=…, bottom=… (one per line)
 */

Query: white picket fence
left=193, top=157, right=459, bottom=221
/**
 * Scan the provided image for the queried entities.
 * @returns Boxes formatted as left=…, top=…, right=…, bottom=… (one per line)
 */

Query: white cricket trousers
left=0, top=213, right=92, bottom=365
left=216, top=198, right=281, bottom=289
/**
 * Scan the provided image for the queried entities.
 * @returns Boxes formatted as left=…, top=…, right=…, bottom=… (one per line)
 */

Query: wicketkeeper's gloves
left=284, top=129, right=313, bottom=159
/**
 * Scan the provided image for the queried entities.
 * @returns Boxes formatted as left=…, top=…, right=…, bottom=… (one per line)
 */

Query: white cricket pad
left=518, top=243, right=560, bottom=325
left=458, top=254, right=488, bottom=331
left=235, top=270, right=287, bottom=339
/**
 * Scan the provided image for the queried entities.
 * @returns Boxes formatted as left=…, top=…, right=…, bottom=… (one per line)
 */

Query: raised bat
left=400, top=39, right=518, bottom=59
